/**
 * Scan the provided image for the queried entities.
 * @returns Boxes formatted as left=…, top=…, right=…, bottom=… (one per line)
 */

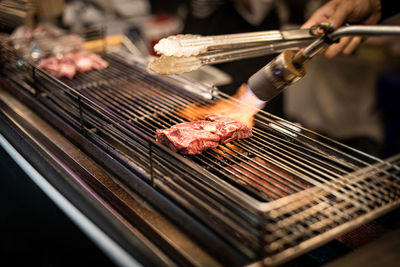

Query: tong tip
left=148, top=55, right=202, bottom=74
left=154, top=34, right=206, bottom=57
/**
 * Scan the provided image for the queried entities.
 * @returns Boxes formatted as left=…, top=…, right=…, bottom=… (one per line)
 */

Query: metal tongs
left=149, top=24, right=400, bottom=75
left=149, top=28, right=320, bottom=74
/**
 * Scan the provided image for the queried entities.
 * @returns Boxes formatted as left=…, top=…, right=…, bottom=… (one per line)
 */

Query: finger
left=325, top=1, right=353, bottom=29
left=324, top=36, right=351, bottom=58
left=343, top=37, right=363, bottom=55
left=301, top=1, right=338, bottom=29
left=301, top=12, right=328, bottom=29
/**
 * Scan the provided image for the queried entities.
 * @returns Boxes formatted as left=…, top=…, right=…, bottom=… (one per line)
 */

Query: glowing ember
left=178, top=83, right=266, bottom=126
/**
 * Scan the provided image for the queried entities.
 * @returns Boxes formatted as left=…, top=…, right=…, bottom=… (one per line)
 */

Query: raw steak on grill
left=156, top=115, right=252, bottom=155
left=205, top=114, right=252, bottom=144
left=156, top=121, right=220, bottom=155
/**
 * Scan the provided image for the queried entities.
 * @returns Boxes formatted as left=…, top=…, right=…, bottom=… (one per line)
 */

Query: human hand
left=302, top=0, right=382, bottom=58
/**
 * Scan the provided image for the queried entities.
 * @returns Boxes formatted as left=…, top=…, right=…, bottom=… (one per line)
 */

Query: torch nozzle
left=247, top=50, right=306, bottom=102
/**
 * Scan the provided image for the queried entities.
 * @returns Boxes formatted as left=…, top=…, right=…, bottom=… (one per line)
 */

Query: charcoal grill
left=1, top=44, right=400, bottom=266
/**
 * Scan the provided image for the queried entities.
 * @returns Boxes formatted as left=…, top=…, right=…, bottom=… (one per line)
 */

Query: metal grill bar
left=24, top=65, right=266, bottom=259
left=65, top=58, right=356, bottom=198
left=87, top=83, right=300, bottom=200
left=262, top=155, right=400, bottom=264
left=85, top=82, right=308, bottom=199
left=43, top=53, right=399, bottom=213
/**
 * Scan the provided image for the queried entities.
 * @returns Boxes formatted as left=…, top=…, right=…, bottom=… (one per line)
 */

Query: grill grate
left=59, top=54, right=380, bottom=200
left=2, top=47, right=400, bottom=265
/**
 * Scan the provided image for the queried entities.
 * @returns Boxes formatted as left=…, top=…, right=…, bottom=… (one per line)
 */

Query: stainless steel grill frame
left=1, top=46, right=399, bottom=266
